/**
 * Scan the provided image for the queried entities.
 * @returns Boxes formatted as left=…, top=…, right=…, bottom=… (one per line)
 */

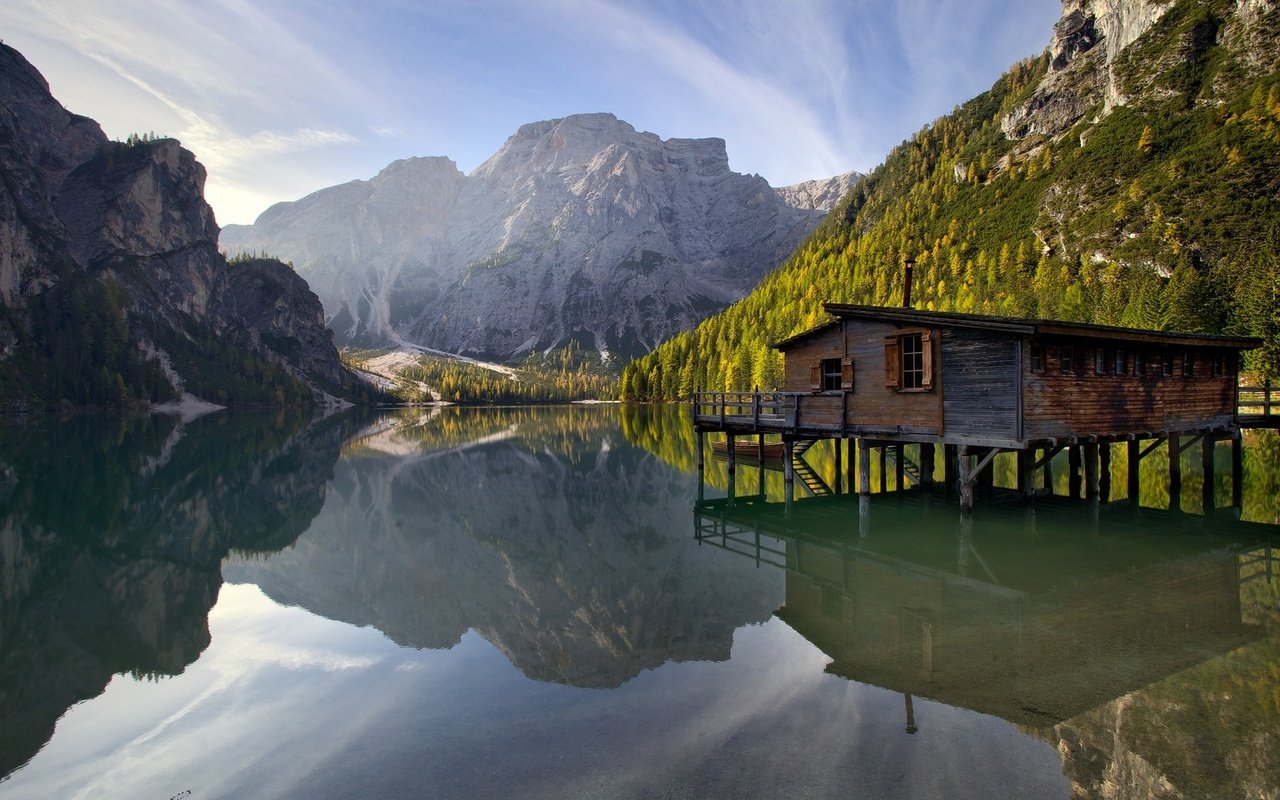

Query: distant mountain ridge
left=221, top=113, right=861, bottom=361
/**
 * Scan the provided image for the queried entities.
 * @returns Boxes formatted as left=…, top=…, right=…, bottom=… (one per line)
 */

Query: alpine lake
left=2, top=405, right=1277, bottom=800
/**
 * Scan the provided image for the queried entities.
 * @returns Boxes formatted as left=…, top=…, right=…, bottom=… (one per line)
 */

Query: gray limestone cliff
left=774, top=171, right=864, bottom=212
left=220, top=113, right=856, bottom=360
left=1003, top=0, right=1278, bottom=143
left=0, top=43, right=360, bottom=407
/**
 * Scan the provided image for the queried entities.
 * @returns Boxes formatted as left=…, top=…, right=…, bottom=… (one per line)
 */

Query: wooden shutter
left=884, top=336, right=900, bottom=389
left=809, top=361, right=820, bottom=392
left=840, top=357, right=854, bottom=391
left=921, top=330, right=934, bottom=390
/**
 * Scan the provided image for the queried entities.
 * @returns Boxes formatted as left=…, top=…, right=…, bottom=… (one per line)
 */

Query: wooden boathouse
left=693, top=303, right=1267, bottom=510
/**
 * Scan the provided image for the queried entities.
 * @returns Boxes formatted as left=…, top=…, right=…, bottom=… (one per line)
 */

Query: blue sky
left=1, top=0, right=1061, bottom=225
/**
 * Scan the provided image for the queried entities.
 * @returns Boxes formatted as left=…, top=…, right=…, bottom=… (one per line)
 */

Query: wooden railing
left=1238, top=384, right=1278, bottom=422
left=692, top=391, right=844, bottom=432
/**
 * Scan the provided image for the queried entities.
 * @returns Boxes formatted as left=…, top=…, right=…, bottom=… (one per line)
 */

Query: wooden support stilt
left=944, top=444, right=958, bottom=497
left=1128, top=439, right=1140, bottom=504
left=1017, top=449, right=1030, bottom=497
left=834, top=438, right=843, bottom=495
left=1202, top=436, right=1216, bottom=513
left=1043, top=449, right=1053, bottom=495
left=726, top=433, right=736, bottom=475
left=921, top=443, right=935, bottom=488
left=847, top=438, right=856, bottom=495
left=1068, top=446, right=1082, bottom=501
left=879, top=446, right=887, bottom=494
left=1100, top=444, right=1112, bottom=502
left=696, top=431, right=705, bottom=473
left=958, top=445, right=973, bottom=511
left=858, top=439, right=871, bottom=496
left=1084, top=443, right=1099, bottom=500
left=895, top=444, right=905, bottom=491
left=1168, top=434, right=1182, bottom=512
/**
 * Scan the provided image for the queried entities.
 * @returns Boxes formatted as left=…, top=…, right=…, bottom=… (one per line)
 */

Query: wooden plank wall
left=1022, top=343, right=1237, bottom=439
left=782, top=320, right=943, bottom=435
left=941, top=329, right=1018, bottom=440
left=845, top=321, right=942, bottom=433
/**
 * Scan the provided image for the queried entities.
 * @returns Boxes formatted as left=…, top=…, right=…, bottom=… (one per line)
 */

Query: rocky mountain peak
left=220, top=113, right=853, bottom=360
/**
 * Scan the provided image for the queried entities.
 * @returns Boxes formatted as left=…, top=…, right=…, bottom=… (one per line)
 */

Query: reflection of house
left=694, top=304, right=1261, bottom=508
left=694, top=494, right=1275, bottom=728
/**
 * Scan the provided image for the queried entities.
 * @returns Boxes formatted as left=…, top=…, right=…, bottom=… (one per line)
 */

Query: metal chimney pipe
left=902, top=259, right=914, bottom=309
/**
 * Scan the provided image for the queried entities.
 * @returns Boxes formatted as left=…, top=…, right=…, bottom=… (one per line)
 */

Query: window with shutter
left=809, top=362, right=820, bottom=391
left=920, top=331, right=933, bottom=390
left=840, top=357, right=854, bottom=391
left=884, top=336, right=900, bottom=388
left=886, top=330, right=935, bottom=391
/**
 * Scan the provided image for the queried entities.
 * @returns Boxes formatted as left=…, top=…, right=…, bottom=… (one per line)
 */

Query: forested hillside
left=623, top=0, right=1280, bottom=400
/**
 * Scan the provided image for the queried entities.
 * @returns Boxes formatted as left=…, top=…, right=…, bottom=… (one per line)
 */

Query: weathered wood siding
left=941, top=329, right=1018, bottom=440
left=844, top=320, right=942, bottom=435
left=782, top=320, right=944, bottom=435
left=781, top=332, right=846, bottom=428
left=1022, top=343, right=1237, bottom=439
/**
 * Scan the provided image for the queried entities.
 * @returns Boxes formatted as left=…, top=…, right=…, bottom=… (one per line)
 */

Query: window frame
left=883, top=329, right=934, bottom=392
left=820, top=358, right=843, bottom=392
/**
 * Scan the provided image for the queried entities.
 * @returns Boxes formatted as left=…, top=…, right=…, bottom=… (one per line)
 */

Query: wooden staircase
left=885, top=447, right=922, bottom=486
left=790, top=440, right=833, bottom=497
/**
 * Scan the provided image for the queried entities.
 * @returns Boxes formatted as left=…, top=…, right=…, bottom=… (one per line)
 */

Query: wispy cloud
left=0, top=0, right=1061, bottom=221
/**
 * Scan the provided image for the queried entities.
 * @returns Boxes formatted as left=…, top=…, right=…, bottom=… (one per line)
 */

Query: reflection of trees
left=0, top=411, right=358, bottom=780
left=622, top=405, right=1280, bottom=521
left=346, top=404, right=623, bottom=461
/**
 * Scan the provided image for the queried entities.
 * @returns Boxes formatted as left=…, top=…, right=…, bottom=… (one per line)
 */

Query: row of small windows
left=1029, top=344, right=1229, bottom=378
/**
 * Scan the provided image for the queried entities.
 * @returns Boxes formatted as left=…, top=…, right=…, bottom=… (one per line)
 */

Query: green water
left=1, top=406, right=1277, bottom=799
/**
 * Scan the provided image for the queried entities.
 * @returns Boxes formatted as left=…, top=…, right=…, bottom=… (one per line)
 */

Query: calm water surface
left=1, top=406, right=1277, bottom=799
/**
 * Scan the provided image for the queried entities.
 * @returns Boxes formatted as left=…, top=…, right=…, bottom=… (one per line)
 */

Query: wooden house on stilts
left=693, top=302, right=1268, bottom=510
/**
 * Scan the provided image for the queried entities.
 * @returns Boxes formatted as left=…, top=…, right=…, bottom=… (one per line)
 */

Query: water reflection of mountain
left=0, top=411, right=357, bottom=780
left=695, top=494, right=1280, bottom=799
left=223, top=406, right=782, bottom=689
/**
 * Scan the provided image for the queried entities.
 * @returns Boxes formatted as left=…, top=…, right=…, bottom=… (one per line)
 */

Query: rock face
left=1003, top=0, right=1176, bottom=141
left=221, top=113, right=852, bottom=360
left=774, top=171, right=864, bottom=212
left=1003, top=0, right=1279, bottom=142
left=0, top=43, right=358, bottom=407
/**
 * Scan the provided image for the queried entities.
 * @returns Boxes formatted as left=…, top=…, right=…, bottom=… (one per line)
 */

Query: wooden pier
left=692, top=304, right=1264, bottom=511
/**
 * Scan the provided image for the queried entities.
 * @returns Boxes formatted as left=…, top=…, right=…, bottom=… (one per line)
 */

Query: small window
left=1030, top=343, right=1043, bottom=372
left=1114, top=348, right=1128, bottom=375
left=1095, top=348, right=1107, bottom=375
left=1162, top=352, right=1174, bottom=377
left=901, top=333, right=925, bottom=389
left=1212, top=352, right=1225, bottom=377
left=1136, top=351, right=1148, bottom=375
left=1182, top=352, right=1194, bottom=378
left=1061, top=346, right=1074, bottom=375
left=884, top=330, right=933, bottom=391
left=821, top=358, right=842, bottom=391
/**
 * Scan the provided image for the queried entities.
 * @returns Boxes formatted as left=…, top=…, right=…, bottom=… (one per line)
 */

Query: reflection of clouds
left=208, top=584, right=387, bottom=674
left=4, top=583, right=1068, bottom=800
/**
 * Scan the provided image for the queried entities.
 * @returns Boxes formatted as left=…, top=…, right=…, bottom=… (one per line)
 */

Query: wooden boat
left=710, top=439, right=785, bottom=462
